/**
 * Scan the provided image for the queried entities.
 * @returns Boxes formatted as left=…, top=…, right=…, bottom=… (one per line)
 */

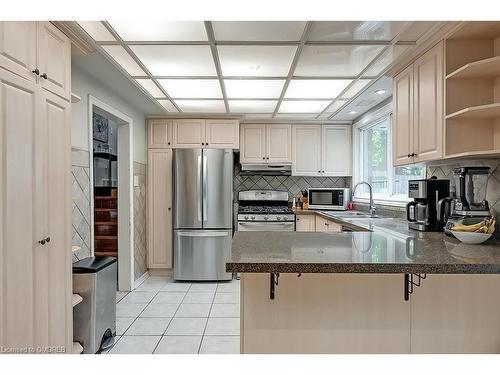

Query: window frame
left=352, top=102, right=425, bottom=206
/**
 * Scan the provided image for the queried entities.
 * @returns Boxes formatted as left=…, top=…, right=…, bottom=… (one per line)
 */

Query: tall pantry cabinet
left=0, top=21, right=72, bottom=352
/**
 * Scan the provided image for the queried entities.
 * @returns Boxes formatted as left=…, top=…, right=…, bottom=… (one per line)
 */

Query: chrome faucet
left=353, top=181, right=376, bottom=217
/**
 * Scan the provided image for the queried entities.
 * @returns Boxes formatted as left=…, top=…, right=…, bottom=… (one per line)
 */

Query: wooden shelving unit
left=444, top=22, right=500, bottom=159
left=446, top=55, right=500, bottom=79
left=445, top=103, right=500, bottom=120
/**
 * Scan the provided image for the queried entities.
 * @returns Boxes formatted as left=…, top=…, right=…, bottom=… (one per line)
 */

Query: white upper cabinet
left=37, top=22, right=71, bottom=100
left=0, top=22, right=37, bottom=82
left=0, top=21, right=71, bottom=101
left=393, top=64, right=414, bottom=166
left=292, top=125, right=322, bottom=176
left=240, top=124, right=291, bottom=164
left=393, top=41, right=444, bottom=166
left=292, top=124, right=352, bottom=176
left=322, top=125, right=351, bottom=176
left=240, top=124, right=267, bottom=163
left=173, top=119, right=206, bottom=148
left=266, top=124, right=292, bottom=163
left=205, top=119, right=239, bottom=149
left=172, top=119, right=239, bottom=149
left=148, top=119, right=173, bottom=148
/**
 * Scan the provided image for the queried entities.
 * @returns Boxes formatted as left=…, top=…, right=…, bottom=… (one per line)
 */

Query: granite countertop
left=227, top=210, right=500, bottom=274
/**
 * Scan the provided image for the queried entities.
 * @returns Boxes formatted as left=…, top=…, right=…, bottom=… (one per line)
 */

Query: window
left=354, top=109, right=425, bottom=203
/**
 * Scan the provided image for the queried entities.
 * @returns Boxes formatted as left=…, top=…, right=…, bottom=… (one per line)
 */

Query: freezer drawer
left=174, top=229, right=232, bottom=281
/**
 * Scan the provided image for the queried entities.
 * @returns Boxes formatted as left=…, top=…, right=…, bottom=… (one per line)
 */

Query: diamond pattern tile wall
left=233, top=164, right=350, bottom=199
left=71, top=149, right=91, bottom=262
left=134, top=162, right=147, bottom=281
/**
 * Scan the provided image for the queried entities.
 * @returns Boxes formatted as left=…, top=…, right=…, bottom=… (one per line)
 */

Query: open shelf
left=445, top=102, right=500, bottom=120
left=72, top=341, right=83, bottom=354
left=72, top=294, right=83, bottom=307
left=446, top=55, right=500, bottom=79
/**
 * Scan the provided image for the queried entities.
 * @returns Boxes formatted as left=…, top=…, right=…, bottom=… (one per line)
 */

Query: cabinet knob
left=32, top=68, right=40, bottom=76
left=318, top=170, right=321, bottom=173
left=167, top=142, right=171, bottom=145
left=206, top=143, right=209, bottom=146
left=296, top=218, right=300, bottom=221
left=407, top=154, right=411, bottom=158
left=322, top=170, right=325, bottom=173
left=45, top=236, right=50, bottom=243
left=263, top=157, right=266, bottom=160
left=412, top=153, right=417, bottom=157
left=38, top=239, right=46, bottom=245
left=168, top=207, right=171, bottom=211
left=266, top=157, right=269, bottom=160
left=41, top=73, right=48, bottom=79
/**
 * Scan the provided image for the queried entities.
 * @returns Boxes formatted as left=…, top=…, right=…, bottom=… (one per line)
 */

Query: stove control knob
left=264, top=215, right=269, bottom=220
left=277, top=216, right=281, bottom=221
left=244, top=215, right=249, bottom=220
left=251, top=216, right=255, bottom=220
left=282, top=216, right=287, bottom=221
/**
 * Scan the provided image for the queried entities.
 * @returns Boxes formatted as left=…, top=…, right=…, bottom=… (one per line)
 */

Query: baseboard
left=133, top=271, right=150, bottom=288
left=148, top=268, right=172, bottom=277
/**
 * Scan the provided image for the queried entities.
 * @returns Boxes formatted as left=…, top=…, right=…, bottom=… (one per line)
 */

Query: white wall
left=71, top=65, right=147, bottom=163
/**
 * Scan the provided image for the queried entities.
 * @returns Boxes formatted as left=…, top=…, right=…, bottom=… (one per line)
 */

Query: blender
left=437, top=167, right=491, bottom=237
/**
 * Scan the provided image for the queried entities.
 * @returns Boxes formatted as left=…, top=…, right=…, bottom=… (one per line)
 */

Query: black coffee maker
left=406, top=177, right=450, bottom=231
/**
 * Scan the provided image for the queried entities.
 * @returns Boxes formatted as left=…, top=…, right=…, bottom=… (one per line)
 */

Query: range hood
left=240, top=164, right=292, bottom=176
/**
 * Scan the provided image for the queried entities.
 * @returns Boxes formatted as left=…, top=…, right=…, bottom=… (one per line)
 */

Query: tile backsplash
left=427, top=159, right=500, bottom=224
left=233, top=163, right=350, bottom=201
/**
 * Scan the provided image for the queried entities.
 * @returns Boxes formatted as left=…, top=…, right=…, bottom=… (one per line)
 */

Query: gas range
left=237, top=190, right=295, bottom=231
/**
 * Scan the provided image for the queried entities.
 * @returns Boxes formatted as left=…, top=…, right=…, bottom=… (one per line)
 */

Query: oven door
left=237, top=221, right=294, bottom=232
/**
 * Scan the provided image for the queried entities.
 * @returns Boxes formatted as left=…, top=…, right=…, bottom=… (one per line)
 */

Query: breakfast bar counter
left=228, top=221, right=500, bottom=354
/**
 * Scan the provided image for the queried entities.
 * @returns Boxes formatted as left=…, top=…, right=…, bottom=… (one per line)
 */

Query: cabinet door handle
left=41, top=73, right=48, bottom=79
left=32, top=68, right=40, bottom=75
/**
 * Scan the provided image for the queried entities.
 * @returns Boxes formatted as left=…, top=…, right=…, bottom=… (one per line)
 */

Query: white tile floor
left=108, top=275, right=240, bottom=354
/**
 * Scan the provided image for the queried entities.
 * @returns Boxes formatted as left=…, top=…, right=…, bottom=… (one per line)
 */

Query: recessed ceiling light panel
left=218, top=46, right=297, bottom=77
left=224, top=79, right=285, bottom=99
left=101, top=45, right=146, bottom=76
left=135, top=79, right=165, bottom=98
left=158, top=79, right=222, bottom=99
left=157, top=99, right=178, bottom=112
left=77, top=21, right=115, bottom=41
left=109, top=21, right=208, bottom=41
left=130, top=45, right=217, bottom=76
left=340, top=79, right=372, bottom=99
left=175, top=100, right=226, bottom=113
left=295, top=45, right=384, bottom=77
left=213, top=21, right=306, bottom=41
left=228, top=100, right=277, bottom=113
left=308, top=21, right=407, bottom=42
left=279, top=100, right=331, bottom=113
left=285, top=79, right=352, bottom=99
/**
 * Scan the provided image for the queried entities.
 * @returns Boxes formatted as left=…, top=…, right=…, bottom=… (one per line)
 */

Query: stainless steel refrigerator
left=173, top=149, right=233, bottom=281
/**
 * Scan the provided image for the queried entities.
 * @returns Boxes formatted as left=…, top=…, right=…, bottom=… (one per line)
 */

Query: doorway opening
left=89, top=96, right=134, bottom=291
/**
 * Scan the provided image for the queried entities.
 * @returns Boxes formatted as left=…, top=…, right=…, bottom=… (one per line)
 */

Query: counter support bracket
left=270, top=273, right=280, bottom=300
left=404, top=273, right=427, bottom=301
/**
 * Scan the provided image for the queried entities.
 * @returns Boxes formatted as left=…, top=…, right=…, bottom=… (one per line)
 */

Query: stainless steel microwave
left=307, top=188, right=351, bottom=210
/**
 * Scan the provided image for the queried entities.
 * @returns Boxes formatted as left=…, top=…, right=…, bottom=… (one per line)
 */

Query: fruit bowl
left=450, top=231, right=492, bottom=244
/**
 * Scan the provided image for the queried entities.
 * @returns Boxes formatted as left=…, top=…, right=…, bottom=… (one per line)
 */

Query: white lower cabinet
left=0, top=67, right=71, bottom=351
left=295, top=214, right=316, bottom=232
left=292, top=124, right=351, bottom=177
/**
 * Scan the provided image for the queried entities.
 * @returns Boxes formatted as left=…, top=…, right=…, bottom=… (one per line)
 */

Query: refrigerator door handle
left=197, top=154, right=202, bottom=222
left=177, top=231, right=230, bottom=237
left=203, top=153, right=208, bottom=222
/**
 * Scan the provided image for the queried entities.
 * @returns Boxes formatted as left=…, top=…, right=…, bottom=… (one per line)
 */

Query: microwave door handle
left=203, top=153, right=208, bottom=222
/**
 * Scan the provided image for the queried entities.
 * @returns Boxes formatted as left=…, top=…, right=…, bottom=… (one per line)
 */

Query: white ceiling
left=76, top=21, right=441, bottom=121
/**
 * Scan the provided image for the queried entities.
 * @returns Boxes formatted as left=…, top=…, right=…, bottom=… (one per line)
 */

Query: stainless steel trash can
left=73, top=256, right=117, bottom=354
